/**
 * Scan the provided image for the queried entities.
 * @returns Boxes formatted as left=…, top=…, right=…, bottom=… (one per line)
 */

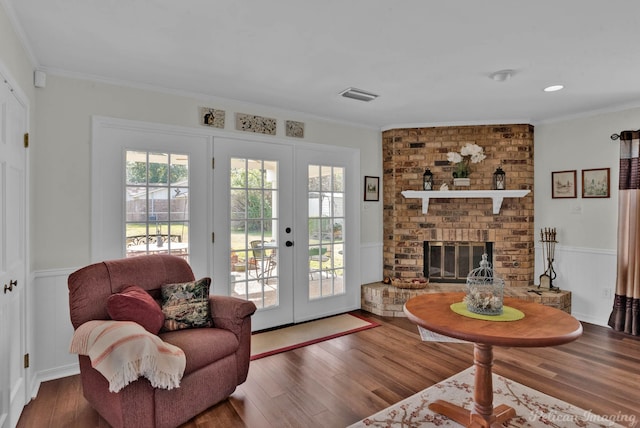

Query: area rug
left=251, top=313, right=379, bottom=360
left=348, top=367, right=630, bottom=428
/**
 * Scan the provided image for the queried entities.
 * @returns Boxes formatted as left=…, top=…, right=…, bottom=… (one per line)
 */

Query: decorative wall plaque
left=235, top=113, right=276, bottom=135
left=199, top=107, right=225, bottom=128
left=285, top=120, right=304, bottom=138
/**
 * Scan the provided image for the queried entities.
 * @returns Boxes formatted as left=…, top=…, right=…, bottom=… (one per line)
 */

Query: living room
left=1, top=1, right=639, bottom=427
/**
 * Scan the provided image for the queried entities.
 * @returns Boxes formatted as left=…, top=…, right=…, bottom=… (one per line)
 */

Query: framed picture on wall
left=582, top=168, right=610, bottom=198
left=551, top=170, right=577, bottom=199
left=364, top=176, right=380, bottom=201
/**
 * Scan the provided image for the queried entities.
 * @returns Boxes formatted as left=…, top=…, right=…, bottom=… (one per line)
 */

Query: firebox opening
left=424, top=241, right=494, bottom=283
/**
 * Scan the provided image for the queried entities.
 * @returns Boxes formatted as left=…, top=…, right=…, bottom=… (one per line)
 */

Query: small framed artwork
left=582, top=168, right=610, bottom=198
left=551, top=170, right=577, bottom=199
left=364, top=176, right=380, bottom=201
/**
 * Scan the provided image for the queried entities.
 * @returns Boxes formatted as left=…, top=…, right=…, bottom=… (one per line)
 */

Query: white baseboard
left=573, top=312, right=610, bottom=328
left=30, top=363, right=80, bottom=399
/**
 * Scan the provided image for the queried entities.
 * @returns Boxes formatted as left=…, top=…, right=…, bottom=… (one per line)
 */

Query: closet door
left=0, top=78, right=28, bottom=428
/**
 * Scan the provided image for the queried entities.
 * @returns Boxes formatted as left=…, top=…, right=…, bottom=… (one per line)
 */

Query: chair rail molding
left=401, top=189, right=530, bottom=214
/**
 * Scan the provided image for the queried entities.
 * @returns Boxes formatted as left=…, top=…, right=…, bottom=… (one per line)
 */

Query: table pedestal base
left=428, top=400, right=516, bottom=428
left=428, top=343, right=516, bottom=427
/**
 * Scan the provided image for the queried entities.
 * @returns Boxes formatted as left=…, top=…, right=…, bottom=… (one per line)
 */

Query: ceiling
left=5, top=0, right=640, bottom=129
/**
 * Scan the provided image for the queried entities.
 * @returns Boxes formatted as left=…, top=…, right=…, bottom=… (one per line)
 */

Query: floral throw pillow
left=160, top=278, right=213, bottom=331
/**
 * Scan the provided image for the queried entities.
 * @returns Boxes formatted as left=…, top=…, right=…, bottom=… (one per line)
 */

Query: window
left=124, top=150, right=190, bottom=259
left=308, top=164, right=345, bottom=298
left=229, top=158, right=279, bottom=309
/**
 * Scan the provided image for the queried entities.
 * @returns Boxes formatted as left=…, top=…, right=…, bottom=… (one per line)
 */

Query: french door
left=213, top=138, right=360, bottom=331
left=212, top=139, right=294, bottom=330
left=293, top=147, right=360, bottom=323
left=92, top=120, right=360, bottom=333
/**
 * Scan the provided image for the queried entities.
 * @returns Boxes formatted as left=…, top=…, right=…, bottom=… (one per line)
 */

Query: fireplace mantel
left=402, top=189, right=530, bottom=214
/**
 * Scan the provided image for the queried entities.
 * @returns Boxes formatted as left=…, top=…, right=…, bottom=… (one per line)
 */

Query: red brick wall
left=382, top=124, right=534, bottom=287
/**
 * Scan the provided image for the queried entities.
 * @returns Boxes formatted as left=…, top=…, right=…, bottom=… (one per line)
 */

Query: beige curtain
left=609, top=130, right=640, bottom=335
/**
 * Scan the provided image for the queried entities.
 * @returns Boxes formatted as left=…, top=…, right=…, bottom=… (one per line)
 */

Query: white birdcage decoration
left=464, top=254, right=504, bottom=315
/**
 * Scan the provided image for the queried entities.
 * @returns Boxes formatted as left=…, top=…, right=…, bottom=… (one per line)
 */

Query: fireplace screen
left=424, top=241, right=493, bottom=283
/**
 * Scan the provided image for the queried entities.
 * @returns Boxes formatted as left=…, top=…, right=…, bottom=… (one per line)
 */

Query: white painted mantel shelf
left=401, top=189, right=531, bottom=214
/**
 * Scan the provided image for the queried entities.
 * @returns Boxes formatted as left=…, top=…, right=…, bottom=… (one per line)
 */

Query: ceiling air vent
left=339, top=87, right=379, bottom=102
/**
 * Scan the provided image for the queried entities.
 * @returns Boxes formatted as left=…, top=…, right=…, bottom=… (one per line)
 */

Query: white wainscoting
left=535, top=244, right=616, bottom=327
left=28, top=243, right=613, bottom=389
left=360, top=242, right=383, bottom=285
left=29, top=242, right=386, bottom=388
left=30, top=267, right=81, bottom=396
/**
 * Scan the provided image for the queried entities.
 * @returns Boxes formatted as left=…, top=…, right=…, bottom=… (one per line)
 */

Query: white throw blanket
left=70, top=320, right=186, bottom=393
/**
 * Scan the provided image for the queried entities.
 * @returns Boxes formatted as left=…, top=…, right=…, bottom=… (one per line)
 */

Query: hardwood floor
left=17, top=311, right=640, bottom=428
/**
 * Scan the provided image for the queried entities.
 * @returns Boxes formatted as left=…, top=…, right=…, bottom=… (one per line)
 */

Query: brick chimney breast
left=382, top=124, right=534, bottom=287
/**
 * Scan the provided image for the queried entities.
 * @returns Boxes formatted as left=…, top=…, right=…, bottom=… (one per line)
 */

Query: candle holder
left=493, top=166, right=506, bottom=190
left=423, top=168, right=434, bottom=190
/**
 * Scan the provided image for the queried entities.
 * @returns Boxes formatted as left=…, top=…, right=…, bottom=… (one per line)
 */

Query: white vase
left=453, top=177, right=470, bottom=187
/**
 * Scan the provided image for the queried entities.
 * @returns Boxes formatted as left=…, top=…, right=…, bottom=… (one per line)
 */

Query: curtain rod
left=611, top=129, right=640, bottom=140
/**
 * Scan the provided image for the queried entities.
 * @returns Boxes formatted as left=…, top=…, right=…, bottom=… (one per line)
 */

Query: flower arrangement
left=447, top=143, right=486, bottom=178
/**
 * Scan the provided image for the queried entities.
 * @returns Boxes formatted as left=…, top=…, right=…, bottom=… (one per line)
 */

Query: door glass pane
left=229, top=158, right=279, bottom=310
left=125, top=151, right=190, bottom=259
left=308, top=164, right=345, bottom=299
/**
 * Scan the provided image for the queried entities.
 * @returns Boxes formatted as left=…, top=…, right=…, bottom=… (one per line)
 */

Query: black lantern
left=423, top=168, right=434, bottom=191
left=493, top=166, right=506, bottom=190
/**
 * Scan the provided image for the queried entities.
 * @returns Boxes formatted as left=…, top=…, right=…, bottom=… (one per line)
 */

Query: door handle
left=4, top=279, right=17, bottom=294
left=285, top=241, right=294, bottom=247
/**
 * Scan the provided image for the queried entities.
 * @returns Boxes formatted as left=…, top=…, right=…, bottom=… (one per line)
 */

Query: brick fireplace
left=382, top=124, right=534, bottom=287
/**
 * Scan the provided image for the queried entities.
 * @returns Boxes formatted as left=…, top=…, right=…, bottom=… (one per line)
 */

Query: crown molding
left=0, top=0, right=39, bottom=67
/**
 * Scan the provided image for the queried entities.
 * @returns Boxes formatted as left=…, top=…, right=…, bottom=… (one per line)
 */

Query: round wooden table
left=404, top=292, right=583, bottom=428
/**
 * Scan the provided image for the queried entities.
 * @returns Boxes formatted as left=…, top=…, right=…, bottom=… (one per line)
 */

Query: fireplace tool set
left=537, top=227, right=559, bottom=292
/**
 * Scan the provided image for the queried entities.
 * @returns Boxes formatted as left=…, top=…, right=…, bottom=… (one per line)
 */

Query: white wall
left=27, top=74, right=383, bottom=384
left=0, top=3, right=35, bottom=104
left=33, top=75, right=382, bottom=270
left=534, top=107, right=640, bottom=326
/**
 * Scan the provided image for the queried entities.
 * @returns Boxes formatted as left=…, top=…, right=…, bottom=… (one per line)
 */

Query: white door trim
left=91, top=116, right=361, bottom=328
left=91, top=116, right=213, bottom=277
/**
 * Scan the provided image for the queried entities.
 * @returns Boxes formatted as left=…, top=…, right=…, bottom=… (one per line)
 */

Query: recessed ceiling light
left=544, top=85, right=564, bottom=92
left=339, top=87, right=379, bottom=102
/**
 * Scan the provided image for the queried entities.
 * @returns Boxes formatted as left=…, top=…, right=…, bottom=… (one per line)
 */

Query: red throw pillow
left=107, top=285, right=165, bottom=334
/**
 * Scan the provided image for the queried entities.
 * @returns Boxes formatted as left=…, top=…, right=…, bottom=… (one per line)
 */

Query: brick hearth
left=383, top=124, right=535, bottom=287
left=361, top=282, right=572, bottom=316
